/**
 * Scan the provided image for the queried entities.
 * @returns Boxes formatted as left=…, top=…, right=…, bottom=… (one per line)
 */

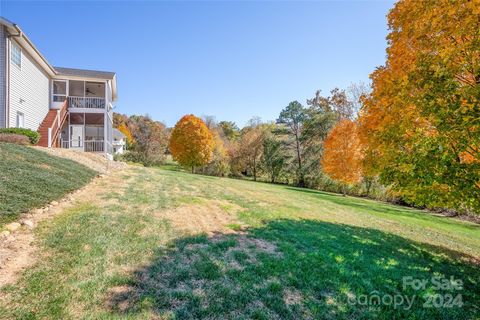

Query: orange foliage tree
left=117, top=122, right=135, bottom=145
left=359, top=0, right=480, bottom=212
left=321, top=119, right=362, bottom=194
left=169, top=114, right=214, bottom=172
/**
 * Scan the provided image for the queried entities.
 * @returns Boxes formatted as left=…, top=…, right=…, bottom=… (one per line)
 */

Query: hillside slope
left=34, top=146, right=126, bottom=174
left=0, top=143, right=97, bottom=226
left=1, top=166, right=478, bottom=319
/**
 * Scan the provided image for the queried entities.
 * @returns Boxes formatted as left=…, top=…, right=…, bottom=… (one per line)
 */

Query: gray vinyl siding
left=8, top=39, right=49, bottom=130
left=0, top=26, right=6, bottom=128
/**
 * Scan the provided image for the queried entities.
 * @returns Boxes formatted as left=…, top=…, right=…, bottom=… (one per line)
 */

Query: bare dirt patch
left=283, top=288, right=303, bottom=305
left=225, top=235, right=282, bottom=268
left=239, top=236, right=279, bottom=254
left=0, top=232, right=36, bottom=288
left=229, top=235, right=281, bottom=257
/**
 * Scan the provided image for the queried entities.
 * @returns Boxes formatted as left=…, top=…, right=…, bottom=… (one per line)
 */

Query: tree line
left=114, top=0, right=479, bottom=215
left=113, top=114, right=169, bottom=166
left=166, top=84, right=381, bottom=199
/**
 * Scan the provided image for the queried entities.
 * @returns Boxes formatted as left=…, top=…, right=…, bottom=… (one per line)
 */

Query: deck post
left=67, top=112, right=70, bottom=149
left=47, top=128, right=52, bottom=148
left=103, top=113, right=106, bottom=154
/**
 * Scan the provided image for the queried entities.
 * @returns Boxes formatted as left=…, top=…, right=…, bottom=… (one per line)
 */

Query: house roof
left=0, top=17, right=56, bottom=76
left=54, top=67, right=118, bottom=100
left=0, top=17, right=118, bottom=101
left=54, top=67, right=116, bottom=80
left=113, top=128, right=126, bottom=138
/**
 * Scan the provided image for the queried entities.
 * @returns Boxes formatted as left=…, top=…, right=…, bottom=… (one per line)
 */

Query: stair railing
left=48, top=99, right=68, bottom=147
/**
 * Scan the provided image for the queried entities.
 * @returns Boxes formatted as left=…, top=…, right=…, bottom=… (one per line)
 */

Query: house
left=112, top=128, right=126, bottom=154
left=0, top=17, right=117, bottom=157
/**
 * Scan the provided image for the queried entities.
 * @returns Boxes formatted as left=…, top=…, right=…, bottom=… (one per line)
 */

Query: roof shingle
left=54, top=67, right=116, bottom=80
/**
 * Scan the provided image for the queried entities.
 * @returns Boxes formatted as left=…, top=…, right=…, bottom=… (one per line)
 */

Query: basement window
left=11, top=42, right=21, bottom=68
left=16, top=112, right=25, bottom=128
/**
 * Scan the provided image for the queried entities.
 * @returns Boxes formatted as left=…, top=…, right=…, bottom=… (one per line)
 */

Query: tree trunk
left=253, top=159, right=257, bottom=181
left=342, top=185, right=347, bottom=197
left=294, top=130, right=304, bottom=187
left=294, top=132, right=302, bottom=170
left=366, top=179, right=372, bottom=197
left=192, top=166, right=195, bottom=174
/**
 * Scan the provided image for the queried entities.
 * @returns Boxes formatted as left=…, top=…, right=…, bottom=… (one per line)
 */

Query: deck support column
left=104, top=111, right=107, bottom=154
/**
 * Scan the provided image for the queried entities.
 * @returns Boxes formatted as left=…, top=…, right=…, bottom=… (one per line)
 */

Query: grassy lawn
left=0, top=166, right=479, bottom=319
left=0, top=143, right=97, bottom=227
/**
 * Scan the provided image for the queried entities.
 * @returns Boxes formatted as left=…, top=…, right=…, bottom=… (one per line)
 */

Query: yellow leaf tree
left=358, top=0, right=480, bottom=212
left=117, top=122, right=135, bottom=146
left=321, top=119, right=363, bottom=195
left=169, top=114, right=214, bottom=172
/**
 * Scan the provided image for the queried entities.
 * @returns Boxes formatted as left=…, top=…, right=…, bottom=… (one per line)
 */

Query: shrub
left=0, top=128, right=40, bottom=144
left=0, top=133, right=30, bottom=145
left=127, top=115, right=169, bottom=166
left=201, top=157, right=230, bottom=177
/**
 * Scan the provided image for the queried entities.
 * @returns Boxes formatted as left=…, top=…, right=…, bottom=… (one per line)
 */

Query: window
left=16, top=112, right=25, bottom=128
left=11, top=42, right=21, bottom=68
left=53, top=80, right=67, bottom=102
left=69, top=80, right=84, bottom=97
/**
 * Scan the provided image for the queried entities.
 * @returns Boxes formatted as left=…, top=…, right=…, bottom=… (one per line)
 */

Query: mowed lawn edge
left=0, top=142, right=98, bottom=227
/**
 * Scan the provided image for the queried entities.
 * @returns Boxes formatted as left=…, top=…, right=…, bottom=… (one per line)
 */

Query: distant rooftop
left=113, top=128, right=126, bottom=138
left=54, top=67, right=116, bottom=80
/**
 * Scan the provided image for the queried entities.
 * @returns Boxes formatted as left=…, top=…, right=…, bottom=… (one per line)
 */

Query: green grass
left=0, top=143, right=97, bottom=226
left=0, top=166, right=479, bottom=319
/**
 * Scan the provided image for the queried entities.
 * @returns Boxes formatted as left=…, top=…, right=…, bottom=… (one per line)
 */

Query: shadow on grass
left=107, top=220, right=479, bottom=319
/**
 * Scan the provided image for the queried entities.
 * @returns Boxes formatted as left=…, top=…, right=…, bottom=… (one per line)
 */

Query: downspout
left=5, top=25, right=22, bottom=128
left=4, top=32, right=8, bottom=128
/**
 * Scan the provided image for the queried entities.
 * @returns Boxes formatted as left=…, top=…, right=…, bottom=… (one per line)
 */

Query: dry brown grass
left=0, top=134, right=30, bottom=145
left=283, top=288, right=303, bottom=305
left=33, top=146, right=127, bottom=174
left=155, top=200, right=245, bottom=236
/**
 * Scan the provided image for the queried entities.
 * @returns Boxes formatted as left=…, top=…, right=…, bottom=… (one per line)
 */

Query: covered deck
left=52, top=80, right=110, bottom=110
left=59, top=112, right=112, bottom=153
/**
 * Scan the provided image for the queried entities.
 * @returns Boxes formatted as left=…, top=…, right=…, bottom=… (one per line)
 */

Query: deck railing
left=68, top=96, right=106, bottom=109
left=85, top=140, right=105, bottom=152
left=60, top=139, right=105, bottom=152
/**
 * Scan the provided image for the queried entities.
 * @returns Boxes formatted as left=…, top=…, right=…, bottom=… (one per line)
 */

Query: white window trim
left=52, top=79, right=68, bottom=103
left=11, top=42, right=21, bottom=69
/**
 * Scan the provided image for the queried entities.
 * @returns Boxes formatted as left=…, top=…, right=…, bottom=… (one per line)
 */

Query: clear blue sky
left=1, top=1, right=393, bottom=127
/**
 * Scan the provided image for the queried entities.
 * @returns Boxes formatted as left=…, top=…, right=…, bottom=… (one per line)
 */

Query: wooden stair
left=37, top=110, right=58, bottom=147
left=37, top=100, right=68, bottom=147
